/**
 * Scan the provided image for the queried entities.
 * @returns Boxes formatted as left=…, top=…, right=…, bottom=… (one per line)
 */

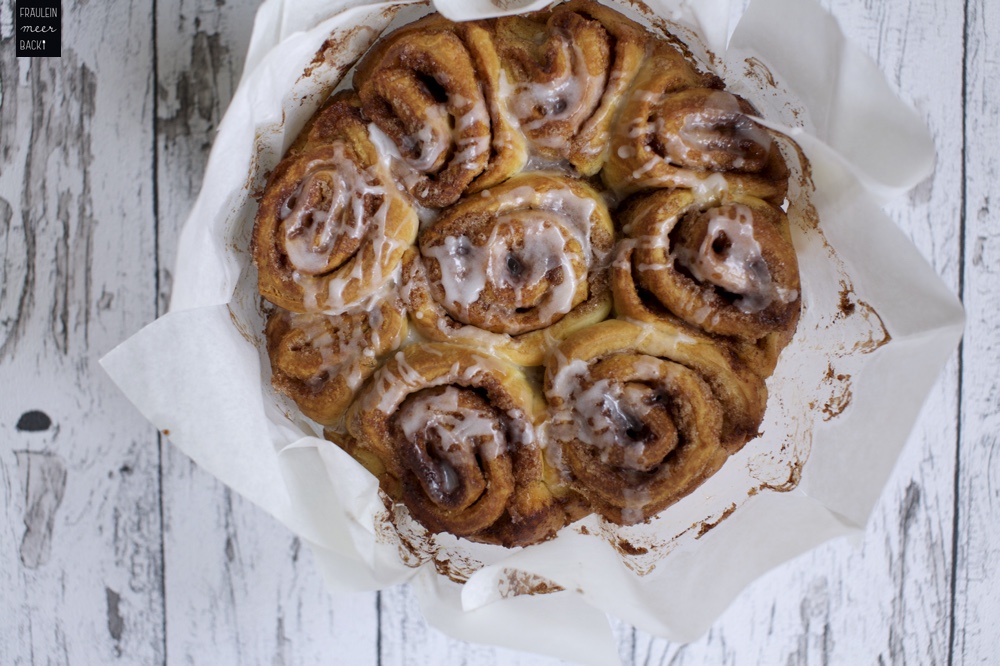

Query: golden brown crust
left=353, top=15, right=527, bottom=207
left=347, top=343, right=567, bottom=547
left=252, top=92, right=418, bottom=313
left=543, top=319, right=768, bottom=524
left=323, top=430, right=391, bottom=483
left=266, top=298, right=407, bottom=427
left=612, top=189, right=801, bottom=364
left=402, top=172, right=614, bottom=366
left=603, top=80, right=790, bottom=202
left=489, top=0, right=655, bottom=175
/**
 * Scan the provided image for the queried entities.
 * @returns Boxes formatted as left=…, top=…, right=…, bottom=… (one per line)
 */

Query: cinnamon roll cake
left=252, top=0, right=803, bottom=546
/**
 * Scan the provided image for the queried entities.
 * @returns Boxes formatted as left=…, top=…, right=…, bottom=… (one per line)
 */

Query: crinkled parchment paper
left=102, top=0, right=964, bottom=663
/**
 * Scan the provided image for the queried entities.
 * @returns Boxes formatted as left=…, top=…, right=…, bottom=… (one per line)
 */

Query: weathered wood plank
left=153, top=1, right=379, bottom=662
left=0, top=0, right=163, bottom=663
left=162, top=464, right=381, bottom=664
left=154, top=0, right=255, bottom=314
left=626, top=0, right=964, bottom=662
left=954, top=0, right=1000, bottom=663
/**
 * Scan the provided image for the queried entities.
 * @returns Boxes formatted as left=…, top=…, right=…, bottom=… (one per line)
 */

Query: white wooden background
left=0, top=0, right=994, bottom=663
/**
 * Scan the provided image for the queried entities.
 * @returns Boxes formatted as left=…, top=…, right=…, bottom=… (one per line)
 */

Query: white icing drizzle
left=368, top=122, right=404, bottom=169
left=548, top=358, right=667, bottom=467
left=620, top=487, right=653, bottom=524
left=406, top=103, right=449, bottom=171
left=382, top=87, right=491, bottom=177
left=282, top=312, right=342, bottom=384
left=625, top=149, right=732, bottom=198
left=508, top=39, right=604, bottom=147
left=682, top=171, right=732, bottom=199
left=625, top=89, right=772, bottom=173
left=674, top=91, right=773, bottom=170
left=495, top=185, right=598, bottom=258
left=616, top=145, right=635, bottom=159
left=399, top=320, right=431, bottom=349
left=451, top=93, right=492, bottom=168
left=281, top=297, right=397, bottom=392
left=523, top=153, right=576, bottom=173
left=493, top=69, right=529, bottom=159
left=397, top=386, right=507, bottom=467
left=371, top=348, right=489, bottom=416
left=292, top=194, right=407, bottom=314
left=635, top=90, right=664, bottom=104
left=404, top=274, right=508, bottom=357
left=611, top=238, right=636, bottom=272
left=487, top=213, right=578, bottom=323
left=423, top=185, right=599, bottom=327
left=281, top=145, right=384, bottom=275
left=422, top=234, right=489, bottom=319
left=496, top=69, right=523, bottom=130
left=618, top=88, right=774, bottom=195
left=374, top=350, right=423, bottom=414
left=414, top=203, right=441, bottom=230
left=673, top=204, right=795, bottom=314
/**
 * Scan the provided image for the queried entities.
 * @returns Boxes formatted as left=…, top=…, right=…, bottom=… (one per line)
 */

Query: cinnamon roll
left=249, top=3, right=808, bottom=548
left=353, top=15, right=527, bottom=208
left=612, top=189, right=801, bottom=372
left=603, top=78, right=790, bottom=202
left=266, top=296, right=407, bottom=427
left=402, top=172, right=615, bottom=366
left=347, top=343, right=567, bottom=547
left=252, top=92, right=418, bottom=313
left=490, top=0, right=654, bottom=174
left=544, top=319, right=767, bottom=524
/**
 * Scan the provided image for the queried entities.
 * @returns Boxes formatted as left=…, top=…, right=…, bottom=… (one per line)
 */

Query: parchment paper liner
left=102, top=0, right=963, bottom=663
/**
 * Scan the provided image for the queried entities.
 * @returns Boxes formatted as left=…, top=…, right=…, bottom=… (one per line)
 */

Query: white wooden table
left=1, top=0, right=994, bottom=663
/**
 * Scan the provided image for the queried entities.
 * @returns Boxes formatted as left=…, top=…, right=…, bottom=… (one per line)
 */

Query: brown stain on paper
left=744, top=56, right=778, bottom=89
left=820, top=363, right=853, bottom=421
left=752, top=460, right=804, bottom=495
left=616, top=538, right=648, bottom=556
left=694, top=502, right=738, bottom=539
left=300, top=24, right=379, bottom=82
left=374, top=493, right=433, bottom=569
left=496, top=569, right=564, bottom=599
left=373, top=492, right=486, bottom=585
left=845, top=290, right=892, bottom=354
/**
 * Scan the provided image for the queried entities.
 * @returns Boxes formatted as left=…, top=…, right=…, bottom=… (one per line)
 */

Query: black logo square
left=15, top=0, right=62, bottom=57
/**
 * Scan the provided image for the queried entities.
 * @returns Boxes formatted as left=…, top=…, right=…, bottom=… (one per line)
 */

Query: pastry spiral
left=402, top=172, right=615, bottom=365
left=490, top=0, right=652, bottom=174
left=252, top=92, right=418, bottom=313
left=603, top=77, right=790, bottom=202
left=266, top=297, right=407, bottom=427
left=347, top=343, right=566, bottom=547
left=612, top=189, right=801, bottom=368
left=353, top=15, right=527, bottom=208
left=252, top=3, right=807, bottom=547
left=544, top=319, right=767, bottom=524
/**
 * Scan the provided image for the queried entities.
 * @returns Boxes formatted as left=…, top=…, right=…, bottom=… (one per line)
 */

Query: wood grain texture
left=154, top=0, right=254, bottom=313
left=0, top=0, right=163, bottom=664
left=954, top=0, right=1000, bottom=662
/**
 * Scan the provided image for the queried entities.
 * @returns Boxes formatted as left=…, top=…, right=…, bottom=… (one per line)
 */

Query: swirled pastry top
left=253, top=0, right=803, bottom=548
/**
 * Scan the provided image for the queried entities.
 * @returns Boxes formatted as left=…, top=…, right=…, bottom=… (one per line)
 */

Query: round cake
left=251, top=0, right=802, bottom=548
